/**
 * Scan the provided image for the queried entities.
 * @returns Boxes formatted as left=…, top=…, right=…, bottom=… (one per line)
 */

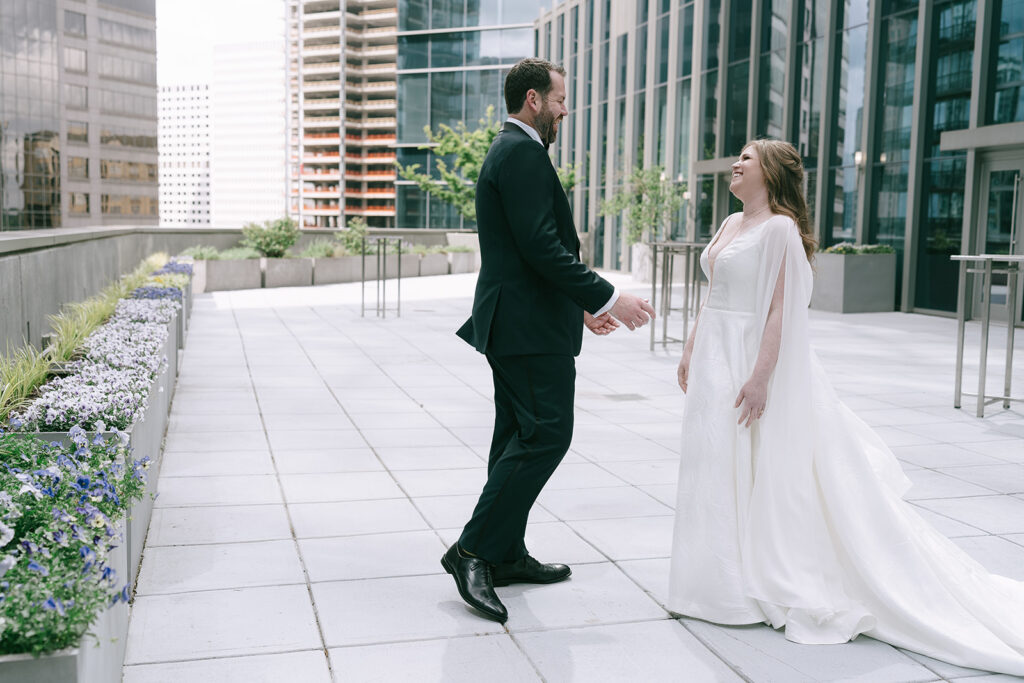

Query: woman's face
left=730, top=145, right=765, bottom=200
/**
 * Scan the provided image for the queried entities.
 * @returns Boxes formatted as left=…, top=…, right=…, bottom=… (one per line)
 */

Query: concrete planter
left=419, top=253, right=449, bottom=276
left=448, top=252, right=477, bottom=274
left=264, top=257, right=313, bottom=288
left=0, top=533, right=129, bottom=683
left=810, top=252, right=897, bottom=313
left=196, top=259, right=261, bottom=292
left=313, top=255, right=374, bottom=284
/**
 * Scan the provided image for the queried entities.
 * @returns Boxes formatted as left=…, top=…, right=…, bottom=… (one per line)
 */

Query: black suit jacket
left=457, top=122, right=614, bottom=357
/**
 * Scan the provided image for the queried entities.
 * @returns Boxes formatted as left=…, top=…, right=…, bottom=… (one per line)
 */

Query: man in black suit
left=441, top=58, right=656, bottom=623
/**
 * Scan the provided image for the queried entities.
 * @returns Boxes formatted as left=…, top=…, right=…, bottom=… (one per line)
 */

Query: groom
left=442, top=58, right=656, bottom=623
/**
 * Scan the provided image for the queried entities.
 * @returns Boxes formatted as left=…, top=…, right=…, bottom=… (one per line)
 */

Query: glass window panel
left=725, top=60, right=749, bottom=155
left=635, top=24, right=648, bottom=91
left=397, top=185, right=426, bottom=228
left=995, top=36, right=1024, bottom=85
left=883, top=0, right=920, bottom=15
left=694, top=174, right=716, bottom=239
left=500, top=28, right=533, bottom=61
left=69, top=192, right=89, bottom=215
left=729, top=0, right=753, bottom=63
left=571, top=5, right=579, bottom=56
left=637, top=0, right=649, bottom=25
left=398, top=35, right=428, bottom=70
left=874, top=14, right=917, bottom=164
left=834, top=25, right=868, bottom=166
left=63, top=83, right=87, bottom=109
left=398, top=74, right=428, bottom=143
left=705, top=0, right=722, bottom=71
left=615, top=96, right=627, bottom=174
left=654, top=84, right=668, bottom=166
left=997, top=0, right=1024, bottom=36
left=914, top=155, right=966, bottom=311
left=870, top=161, right=908, bottom=303
left=655, top=14, right=670, bottom=84
left=761, top=0, right=790, bottom=53
left=756, top=52, right=785, bottom=139
left=600, top=40, right=610, bottom=101
left=68, top=156, right=88, bottom=179
left=430, top=70, right=464, bottom=131
left=401, top=0, right=428, bottom=31
left=556, top=14, right=564, bottom=62
left=465, top=69, right=502, bottom=123
left=431, top=0, right=463, bottom=30
left=678, top=3, right=694, bottom=78
left=503, top=0, right=544, bottom=24
left=64, top=46, right=86, bottom=72
left=675, top=78, right=692, bottom=177
left=617, top=34, right=628, bottom=96
left=840, top=0, right=870, bottom=29
left=64, top=10, right=86, bottom=36
left=431, top=32, right=464, bottom=68
left=828, top=164, right=858, bottom=245
left=926, top=1, right=974, bottom=155
left=67, top=120, right=88, bottom=143
left=633, top=90, right=646, bottom=165
left=793, top=37, right=823, bottom=158
left=701, top=70, right=719, bottom=159
left=602, top=0, right=611, bottom=41
left=992, top=83, right=1024, bottom=122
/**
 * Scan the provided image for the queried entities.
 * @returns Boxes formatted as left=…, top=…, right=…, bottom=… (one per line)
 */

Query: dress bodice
left=700, top=222, right=767, bottom=313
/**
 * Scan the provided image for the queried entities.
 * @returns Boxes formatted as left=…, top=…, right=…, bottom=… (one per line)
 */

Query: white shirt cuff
left=592, top=289, right=619, bottom=317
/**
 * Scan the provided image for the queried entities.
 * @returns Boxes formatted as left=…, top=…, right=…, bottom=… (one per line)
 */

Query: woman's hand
left=677, top=346, right=693, bottom=393
left=734, top=376, right=768, bottom=427
left=584, top=311, right=620, bottom=335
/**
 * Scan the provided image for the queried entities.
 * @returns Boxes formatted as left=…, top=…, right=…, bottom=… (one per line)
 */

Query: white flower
left=0, top=523, right=13, bottom=548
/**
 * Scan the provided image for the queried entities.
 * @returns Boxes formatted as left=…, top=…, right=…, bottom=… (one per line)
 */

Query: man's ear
left=525, top=89, right=539, bottom=114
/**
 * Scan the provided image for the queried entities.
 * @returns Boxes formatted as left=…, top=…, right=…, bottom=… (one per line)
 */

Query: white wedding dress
left=668, top=215, right=1024, bottom=675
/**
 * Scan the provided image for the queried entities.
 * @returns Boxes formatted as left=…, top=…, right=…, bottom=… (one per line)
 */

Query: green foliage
left=0, top=345, right=51, bottom=422
left=180, top=245, right=220, bottom=260
left=335, top=216, right=369, bottom=255
left=824, top=242, right=896, bottom=255
left=442, top=244, right=475, bottom=253
left=599, top=165, right=686, bottom=244
left=300, top=238, right=340, bottom=259
left=396, top=105, right=581, bottom=224
left=241, top=217, right=300, bottom=258
left=217, top=246, right=261, bottom=260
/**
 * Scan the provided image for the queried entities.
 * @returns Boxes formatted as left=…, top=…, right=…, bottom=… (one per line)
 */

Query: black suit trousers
left=458, top=353, right=576, bottom=565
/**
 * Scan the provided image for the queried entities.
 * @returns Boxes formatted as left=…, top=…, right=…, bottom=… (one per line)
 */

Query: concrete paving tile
left=272, top=448, right=384, bottom=473
left=502, top=562, right=665, bottom=631
left=567, top=516, right=674, bottom=560
left=639, top=484, right=679, bottom=507
left=167, top=413, right=264, bottom=433
left=900, top=421, right=1015, bottom=444
left=904, top=469, right=997, bottom=500
left=164, top=431, right=269, bottom=453
left=154, top=474, right=282, bottom=507
left=899, top=648, right=998, bottom=681
left=341, top=398, right=428, bottom=414
left=146, top=505, right=293, bottom=546
left=125, top=585, right=321, bottom=664
left=429, top=410, right=496, bottom=428
left=907, top=504, right=990, bottom=538
left=941, top=464, right=1024, bottom=494
left=434, top=521, right=606, bottom=565
left=446, top=426, right=494, bottom=446
left=391, top=468, right=487, bottom=497
left=515, top=620, right=741, bottom=682
left=159, top=450, right=276, bottom=477
left=374, top=445, right=484, bottom=470
left=413, top=494, right=556, bottom=529
left=169, top=397, right=260, bottom=415
left=289, top=498, right=428, bottom=538
left=916, top=495, right=1024, bottom=535
left=599, top=460, right=680, bottom=486
left=570, top=439, right=678, bottom=462
left=891, top=443, right=1004, bottom=468
left=300, top=530, right=446, bottom=582
left=258, top=398, right=344, bottom=415
left=543, top=462, right=628, bottom=489
left=360, top=427, right=462, bottom=448
left=312, top=574, right=506, bottom=647
left=260, top=413, right=356, bottom=431
left=856, top=408, right=954, bottom=427
left=266, top=429, right=365, bottom=451
left=950, top=535, right=1024, bottom=580
left=617, top=557, right=672, bottom=606
left=136, top=540, right=305, bottom=595
left=329, top=635, right=540, bottom=683
left=176, top=375, right=254, bottom=391
left=279, top=471, right=403, bottom=503
left=123, top=650, right=331, bottom=683
left=960, top=440, right=1024, bottom=463
left=872, top=426, right=940, bottom=448
left=346, top=411, right=440, bottom=429
left=537, top=486, right=673, bottom=521
left=683, top=620, right=935, bottom=683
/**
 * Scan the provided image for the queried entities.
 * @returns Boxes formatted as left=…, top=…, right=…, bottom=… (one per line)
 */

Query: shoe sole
left=492, top=568, right=572, bottom=587
left=440, top=556, right=508, bottom=624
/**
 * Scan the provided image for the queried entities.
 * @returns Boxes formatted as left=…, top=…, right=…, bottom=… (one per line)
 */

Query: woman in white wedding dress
left=668, top=139, right=1024, bottom=676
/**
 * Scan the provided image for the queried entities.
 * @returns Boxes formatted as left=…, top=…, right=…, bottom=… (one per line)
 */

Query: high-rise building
left=0, top=0, right=158, bottom=230
left=211, top=41, right=288, bottom=228
left=158, top=84, right=211, bottom=226
left=286, top=0, right=398, bottom=229
left=395, top=0, right=544, bottom=229
left=538, top=0, right=1024, bottom=320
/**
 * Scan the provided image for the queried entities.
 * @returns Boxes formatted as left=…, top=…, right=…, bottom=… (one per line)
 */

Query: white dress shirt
left=504, top=117, right=620, bottom=318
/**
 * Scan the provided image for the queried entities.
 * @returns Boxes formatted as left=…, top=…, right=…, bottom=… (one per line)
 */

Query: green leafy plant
left=441, top=244, right=475, bottom=253
left=217, top=246, right=261, bottom=260
left=0, top=345, right=51, bottom=421
left=180, top=245, right=220, bottom=260
left=300, top=238, right=340, bottom=259
left=858, top=243, right=896, bottom=254
left=335, top=216, right=369, bottom=255
left=241, top=217, right=300, bottom=258
left=824, top=242, right=896, bottom=255
left=599, top=165, right=686, bottom=244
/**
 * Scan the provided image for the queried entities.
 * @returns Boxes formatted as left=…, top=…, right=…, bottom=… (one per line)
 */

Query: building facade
left=538, top=0, right=1024, bottom=320
left=211, top=41, right=288, bottom=228
left=287, top=0, right=398, bottom=229
left=395, top=0, right=544, bottom=229
left=0, top=0, right=158, bottom=230
left=158, top=84, right=210, bottom=226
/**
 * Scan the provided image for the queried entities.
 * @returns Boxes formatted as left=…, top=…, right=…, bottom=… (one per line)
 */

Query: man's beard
left=536, top=105, right=560, bottom=146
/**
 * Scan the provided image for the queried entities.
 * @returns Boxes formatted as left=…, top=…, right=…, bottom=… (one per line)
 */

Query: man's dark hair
left=504, top=58, right=566, bottom=114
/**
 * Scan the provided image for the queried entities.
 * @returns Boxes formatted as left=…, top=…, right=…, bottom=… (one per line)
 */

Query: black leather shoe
left=441, top=544, right=508, bottom=623
left=492, top=554, right=571, bottom=587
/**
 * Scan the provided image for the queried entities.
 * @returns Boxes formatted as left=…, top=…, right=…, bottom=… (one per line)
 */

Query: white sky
left=156, top=0, right=286, bottom=86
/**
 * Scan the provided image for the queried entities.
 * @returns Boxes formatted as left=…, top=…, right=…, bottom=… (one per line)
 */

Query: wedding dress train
left=667, top=215, right=1024, bottom=675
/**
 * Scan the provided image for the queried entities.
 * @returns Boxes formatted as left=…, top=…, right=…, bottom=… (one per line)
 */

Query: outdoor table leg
left=650, top=244, right=658, bottom=351
left=661, top=248, right=672, bottom=345
left=954, top=259, right=968, bottom=408
left=397, top=238, right=402, bottom=318
left=977, top=259, right=993, bottom=417
left=682, top=245, right=692, bottom=342
left=1004, top=265, right=1018, bottom=409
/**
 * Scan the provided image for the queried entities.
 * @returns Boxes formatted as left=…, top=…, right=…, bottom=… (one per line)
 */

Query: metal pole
left=396, top=238, right=402, bottom=318
left=649, top=243, right=658, bottom=351
left=380, top=239, right=387, bottom=319
left=360, top=236, right=366, bottom=317
left=954, top=258, right=968, bottom=409
left=661, top=248, right=672, bottom=346
left=977, top=258, right=993, bottom=417
left=682, top=245, right=692, bottom=343
left=1004, top=263, right=1018, bottom=409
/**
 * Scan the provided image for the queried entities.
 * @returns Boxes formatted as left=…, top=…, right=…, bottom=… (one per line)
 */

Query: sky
left=156, top=0, right=286, bottom=85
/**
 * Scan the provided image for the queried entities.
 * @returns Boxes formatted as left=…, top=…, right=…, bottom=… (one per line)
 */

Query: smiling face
left=534, top=71, right=568, bottom=146
left=730, top=145, right=766, bottom=201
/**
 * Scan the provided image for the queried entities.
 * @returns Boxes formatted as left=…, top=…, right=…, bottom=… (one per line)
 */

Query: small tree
left=599, top=165, right=686, bottom=244
left=396, top=105, right=582, bottom=224
left=335, top=216, right=368, bottom=255
left=241, top=217, right=299, bottom=258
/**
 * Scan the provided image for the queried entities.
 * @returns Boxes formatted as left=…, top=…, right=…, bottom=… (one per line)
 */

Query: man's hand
left=585, top=311, right=620, bottom=335
left=609, top=293, right=656, bottom=331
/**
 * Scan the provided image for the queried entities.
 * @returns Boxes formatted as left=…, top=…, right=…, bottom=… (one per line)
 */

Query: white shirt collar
left=505, top=117, right=543, bottom=146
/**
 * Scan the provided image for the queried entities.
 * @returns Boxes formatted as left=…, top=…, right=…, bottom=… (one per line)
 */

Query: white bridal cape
left=667, top=215, right=1024, bottom=675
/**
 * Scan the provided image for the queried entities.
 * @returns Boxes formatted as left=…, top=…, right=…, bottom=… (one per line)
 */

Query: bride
left=668, top=139, right=1024, bottom=675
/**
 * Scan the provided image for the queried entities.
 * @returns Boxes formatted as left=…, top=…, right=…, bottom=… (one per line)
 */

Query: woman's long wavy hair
left=747, top=139, right=817, bottom=261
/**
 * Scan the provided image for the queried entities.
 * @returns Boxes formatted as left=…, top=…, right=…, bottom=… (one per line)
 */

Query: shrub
left=180, top=245, right=219, bottom=260
left=824, top=242, right=896, bottom=255
left=858, top=243, right=896, bottom=254
left=241, top=217, right=299, bottom=258
left=335, top=216, right=368, bottom=255
left=217, top=246, right=261, bottom=260
left=299, top=239, right=339, bottom=259
left=153, top=260, right=194, bottom=276
left=442, top=244, right=475, bottom=253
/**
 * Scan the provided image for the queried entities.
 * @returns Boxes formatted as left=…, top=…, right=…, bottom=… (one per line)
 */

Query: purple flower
left=27, top=559, right=48, bottom=576
left=42, top=597, right=66, bottom=615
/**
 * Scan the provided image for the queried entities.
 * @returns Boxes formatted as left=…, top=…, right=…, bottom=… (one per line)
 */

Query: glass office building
left=0, top=0, right=158, bottom=230
left=538, top=0, right=1024, bottom=319
left=395, top=0, right=545, bottom=228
